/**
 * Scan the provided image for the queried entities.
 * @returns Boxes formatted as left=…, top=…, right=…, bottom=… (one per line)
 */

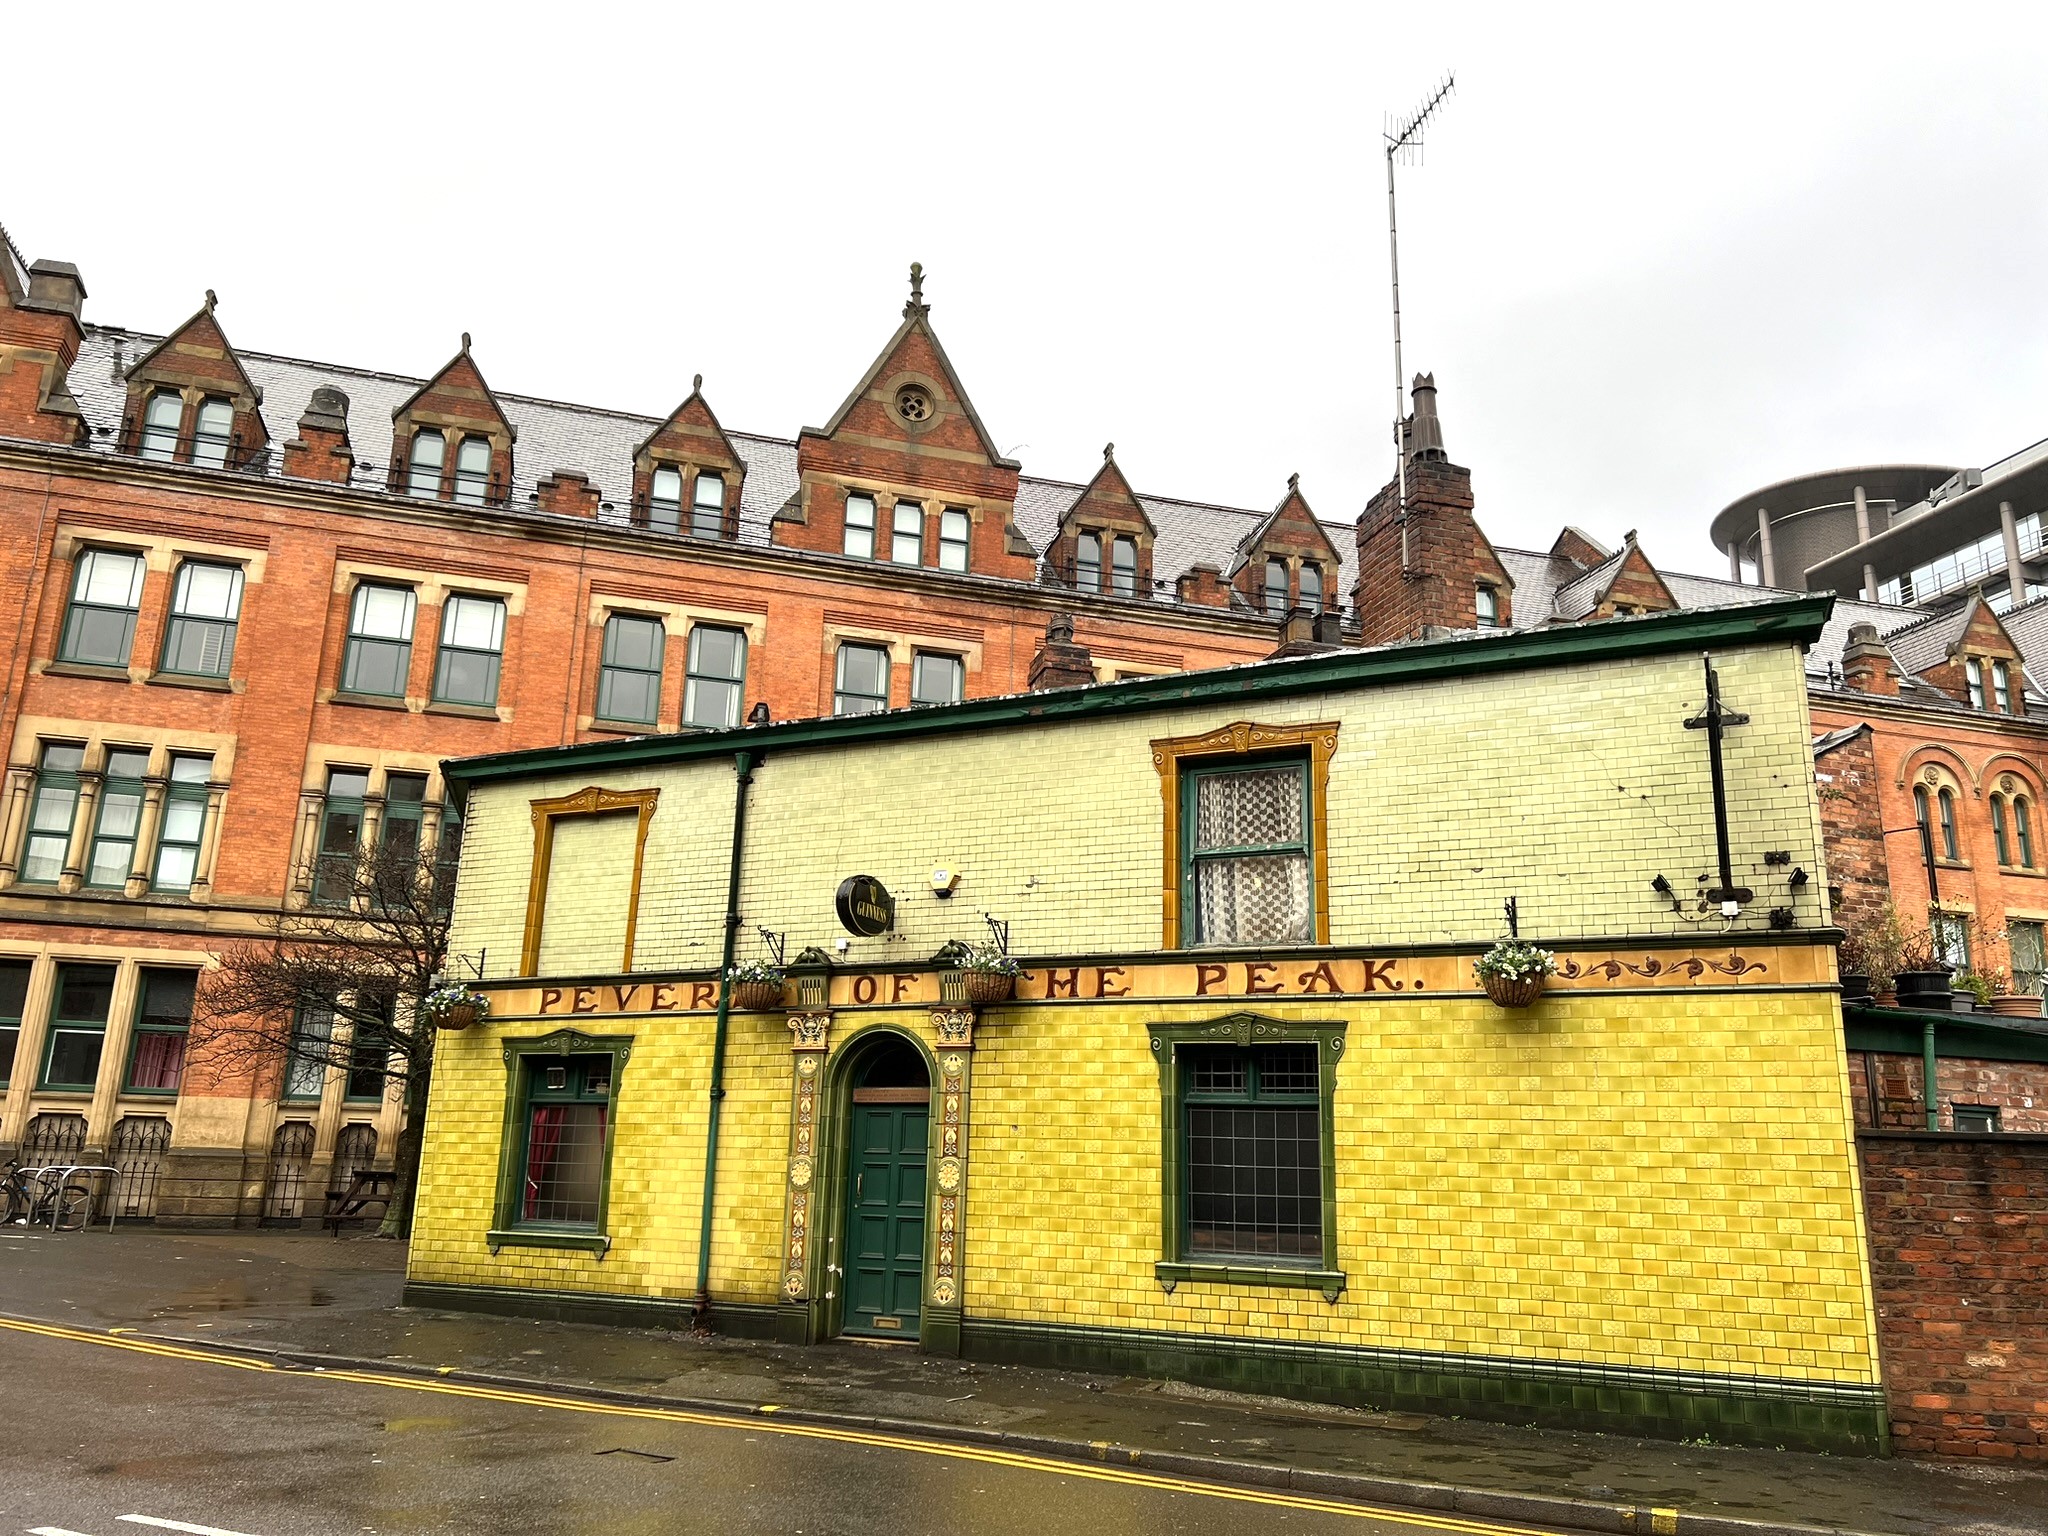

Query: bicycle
left=1, top=1159, right=90, bottom=1230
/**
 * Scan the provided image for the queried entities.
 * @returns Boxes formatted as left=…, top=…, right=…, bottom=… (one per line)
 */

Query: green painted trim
left=958, top=1316, right=1888, bottom=1456
left=1845, top=1004, right=2048, bottom=1062
left=444, top=596, right=1835, bottom=793
left=1150, top=1012, right=1347, bottom=1276
left=490, top=1028, right=636, bottom=1248
left=402, top=1279, right=779, bottom=1338
left=485, top=1228, right=611, bottom=1254
left=1178, top=754, right=1314, bottom=947
left=1155, top=1261, right=1346, bottom=1299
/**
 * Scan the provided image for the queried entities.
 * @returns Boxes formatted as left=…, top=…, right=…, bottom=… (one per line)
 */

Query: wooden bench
left=322, top=1169, right=397, bottom=1233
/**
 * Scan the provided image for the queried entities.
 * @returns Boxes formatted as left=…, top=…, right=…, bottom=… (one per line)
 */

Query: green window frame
left=41, top=962, right=117, bottom=1092
left=345, top=1009, right=392, bottom=1103
left=844, top=492, right=876, bottom=559
left=86, top=747, right=151, bottom=888
left=139, top=390, right=182, bottom=462
left=938, top=508, right=970, bottom=573
left=1938, top=787, right=1960, bottom=861
left=1967, top=658, right=1986, bottom=709
left=125, top=967, right=196, bottom=1095
left=1075, top=531, right=1101, bottom=591
left=1180, top=757, right=1315, bottom=947
left=159, top=560, right=244, bottom=679
left=452, top=437, right=491, bottom=506
left=312, top=767, right=370, bottom=907
left=1150, top=1014, right=1345, bottom=1297
left=489, top=1030, right=633, bottom=1254
left=381, top=772, right=429, bottom=857
left=1993, top=660, right=2013, bottom=713
left=151, top=753, right=212, bottom=892
left=2018, top=795, right=2037, bottom=867
left=433, top=593, right=506, bottom=707
left=1264, top=558, right=1289, bottom=616
left=892, top=501, right=923, bottom=564
left=342, top=583, right=418, bottom=698
left=2010, top=919, right=2046, bottom=995
left=691, top=471, right=725, bottom=538
left=432, top=805, right=463, bottom=913
left=0, top=957, right=31, bottom=1089
left=191, top=397, right=234, bottom=469
left=21, top=742, right=85, bottom=886
left=910, top=651, right=963, bottom=706
left=283, top=1000, right=333, bottom=1102
left=59, top=547, right=147, bottom=668
left=597, top=613, right=665, bottom=726
left=408, top=428, right=444, bottom=498
left=1111, top=535, right=1138, bottom=596
left=834, top=642, right=890, bottom=716
left=683, top=624, right=747, bottom=729
left=1993, top=795, right=2012, bottom=865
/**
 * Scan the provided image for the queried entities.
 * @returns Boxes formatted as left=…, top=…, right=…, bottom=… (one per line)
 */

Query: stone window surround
left=0, top=940, right=214, bottom=1157
left=580, top=594, right=766, bottom=735
left=320, top=558, right=526, bottom=722
left=40, top=525, right=268, bottom=688
left=807, top=475, right=999, bottom=574
left=287, top=748, right=459, bottom=910
left=123, top=376, right=264, bottom=466
left=632, top=454, right=739, bottom=536
left=819, top=621, right=983, bottom=713
left=390, top=414, right=514, bottom=505
left=0, top=720, right=236, bottom=901
left=1910, top=762, right=1972, bottom=870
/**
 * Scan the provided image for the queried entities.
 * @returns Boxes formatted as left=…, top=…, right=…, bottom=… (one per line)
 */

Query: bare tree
left=195, top=837, right=460, bottom=1238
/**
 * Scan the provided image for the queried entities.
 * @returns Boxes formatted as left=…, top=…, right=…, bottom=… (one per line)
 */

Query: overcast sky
left=10, top=3, right=2046, bottom=570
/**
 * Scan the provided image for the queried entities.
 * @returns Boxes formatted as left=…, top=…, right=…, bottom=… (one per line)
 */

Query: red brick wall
left=1857, top=1131, right=2048, bottom=1459
left=1815, top=727, right=1890, bottom=940
left=1851, top=1052, right=2048, bottom=1133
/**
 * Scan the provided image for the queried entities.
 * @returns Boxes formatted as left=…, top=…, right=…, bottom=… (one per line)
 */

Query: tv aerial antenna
left=1384, top=72, right=1455, bottom=572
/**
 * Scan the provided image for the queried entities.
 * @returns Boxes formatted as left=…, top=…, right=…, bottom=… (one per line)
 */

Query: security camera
left=930, top=867, right=960, bottom=898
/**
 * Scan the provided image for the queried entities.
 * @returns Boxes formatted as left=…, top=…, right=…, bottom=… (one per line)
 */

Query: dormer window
left=1112, top=536, right=1138, bottom=597
left=1993, top=659, right=2013, bottom=713
left=648, top=467, right=684, bottom=532
left=1264, top=558, right=1288, bottom=617
left=453, top=438, right=491, bottom=506
left=1299, top=562, right=1323, bottom=613
left=1475, top=584, right=1500, bottom=628
left=192, top=398, right=234, bottom=469
left=1076, top=533, right=1102, bottom=592
left=692, top=472, right=725, bottom=537
left=140, top=392, right=182, bottom=463
left=1967, top=657, right=1986, bottom=709
left=408, top=430, right=445, bottom=498
left=844, top=493, right=876, bottom=559
left=939, top=510, right=970, bottom=573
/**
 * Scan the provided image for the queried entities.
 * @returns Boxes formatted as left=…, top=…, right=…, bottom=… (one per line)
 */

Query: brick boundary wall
left=1858, top=1130, right=2048, bottom=1459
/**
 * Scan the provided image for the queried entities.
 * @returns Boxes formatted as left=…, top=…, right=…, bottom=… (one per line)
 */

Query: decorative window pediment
left=387, top=337, right=516, bottom=506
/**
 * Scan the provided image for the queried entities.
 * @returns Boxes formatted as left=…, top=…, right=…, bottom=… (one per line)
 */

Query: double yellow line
left=0, top=1313, right=1560, bottom=1535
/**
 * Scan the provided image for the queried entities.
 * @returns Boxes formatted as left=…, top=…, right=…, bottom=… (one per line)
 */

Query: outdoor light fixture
left=1789, top=868, right=1809, bottom=889
left=930, top=867, right=960, bottom=898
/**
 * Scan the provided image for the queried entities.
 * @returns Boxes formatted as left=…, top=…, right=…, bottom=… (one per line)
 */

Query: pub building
left=407, top=592, right=1889, bottom=1452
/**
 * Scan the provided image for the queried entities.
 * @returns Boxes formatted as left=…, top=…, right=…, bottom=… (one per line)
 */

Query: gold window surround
left=520, top=786, right=661, bottom=976
left=1151, top=720, right=1339, bottom=950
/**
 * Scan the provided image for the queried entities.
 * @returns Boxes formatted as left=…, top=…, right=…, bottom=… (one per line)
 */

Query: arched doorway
left=840, top=1032, right=930, bottom=1338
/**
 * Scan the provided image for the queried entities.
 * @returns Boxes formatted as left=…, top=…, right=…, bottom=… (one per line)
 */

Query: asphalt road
left=0, top=1321, right=1576, bottom=1536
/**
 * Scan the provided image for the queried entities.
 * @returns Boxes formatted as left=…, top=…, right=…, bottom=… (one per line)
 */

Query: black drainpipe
left=694, top=747, right=757, bottom=1327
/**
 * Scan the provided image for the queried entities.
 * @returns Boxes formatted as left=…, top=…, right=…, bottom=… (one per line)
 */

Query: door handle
left=856, top=1173, right=863, bottom=1202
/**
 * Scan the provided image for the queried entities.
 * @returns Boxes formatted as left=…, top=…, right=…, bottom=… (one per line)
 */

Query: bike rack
left=14, top=1164, right=120, bottom=1232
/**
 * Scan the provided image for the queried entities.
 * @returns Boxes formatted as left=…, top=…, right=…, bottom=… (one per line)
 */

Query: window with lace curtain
left=1182, top=759, right=1314, bottom=946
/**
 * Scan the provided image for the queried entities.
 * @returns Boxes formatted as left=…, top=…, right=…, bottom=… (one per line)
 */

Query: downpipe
left=694, top=748, right=756, bottom=1327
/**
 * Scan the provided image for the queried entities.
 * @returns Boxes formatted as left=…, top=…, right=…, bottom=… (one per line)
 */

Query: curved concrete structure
left=1711, top=465, right=1956, bottom=590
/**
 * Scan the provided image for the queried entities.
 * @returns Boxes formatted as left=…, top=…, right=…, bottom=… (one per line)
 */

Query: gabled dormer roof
left=392, top=334, right=517, bottom=439
left=802, top=264, right=1013, bottom=468
left=1886, top=590, right=2021, bottom=677
left=635, top=373, right=744, bottom=469
left=1550, top=533, right=1677, bottom=621
left=1549, top=526, right=1612, bottom=570
left=1056, top=444, right=1157, bottom=537
left=125, top=292, right=266, bottom=407
left=1226, top=475, right=1343, bottom=577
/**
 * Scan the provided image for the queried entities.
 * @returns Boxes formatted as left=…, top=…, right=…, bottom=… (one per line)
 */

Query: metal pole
left=1923, top=1019, right=1940, bottom=1131
left=695, top=747, right=757, bottom=1321
left=1388, top=145, right=1411, bottom=573
left=1918, top=817, right=1940, bottom=907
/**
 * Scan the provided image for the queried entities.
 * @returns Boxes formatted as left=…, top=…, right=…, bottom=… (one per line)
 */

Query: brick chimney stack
left=282, top=385, right=355, bottom=483
left=1028, top=613, right=1096, bottom=690
left=535, top=469, right=602, bottom=518
left=1352, top=374, right=1503, bottom=644
left=0, top=248, right=89, bottom=445
left=1839, top=623, right=1902, bottom=696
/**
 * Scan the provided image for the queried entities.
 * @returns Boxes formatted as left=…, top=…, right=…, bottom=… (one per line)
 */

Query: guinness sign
left=835, top=874, right=896, bottom=937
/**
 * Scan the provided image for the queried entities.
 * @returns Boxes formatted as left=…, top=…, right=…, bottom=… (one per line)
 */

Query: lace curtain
left=1192, top=766, right=1311, bottom=945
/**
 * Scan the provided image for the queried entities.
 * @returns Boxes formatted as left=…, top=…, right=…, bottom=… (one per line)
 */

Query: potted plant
left=1474, top=939, right=1557, bottom=1009
left=1953, top=969, right=1992, bottom=1013
left=1982, top=965, right=2040, bottom=1018
left=959, top=940, right=1022, bottom=1005
left=1892, top=926, right=1953, bottom=1012
left=1865, top=901, right=1906, bottom=1007
left=727, top=960, right=787, bottom=1013
left=1836, top=932, right=1872, bottom=1005
left=421, top=983, right=490, bottom=1032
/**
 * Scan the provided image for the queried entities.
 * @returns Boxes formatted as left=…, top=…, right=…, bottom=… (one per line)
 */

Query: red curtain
left=523, top=1106, right=566, bottom=1219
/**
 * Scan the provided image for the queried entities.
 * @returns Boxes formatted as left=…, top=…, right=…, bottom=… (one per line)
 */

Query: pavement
left=1, top=1227, right=2044, bottom=1536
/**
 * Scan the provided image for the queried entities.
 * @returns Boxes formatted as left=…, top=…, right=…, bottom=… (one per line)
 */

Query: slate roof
left=1883, top=601, right=1976, bottom=677
left=1550, top=547, right=1629, bottom=622
left=63, top=325, right=1362, bottom=613
left=1812, top=723, right=1871, bottom=758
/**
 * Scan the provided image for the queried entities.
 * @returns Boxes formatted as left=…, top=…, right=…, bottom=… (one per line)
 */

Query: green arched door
left=841, top=1035, right=929, bottom=1337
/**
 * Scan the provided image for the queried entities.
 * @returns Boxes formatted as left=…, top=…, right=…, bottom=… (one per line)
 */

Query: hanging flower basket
left=731, top=979, right=787, bottom=1012
left=422, top=984, right=490, bottom=1032
left=962, top=970, right=1015, bottom=1005
left=959, top=940, right=1022, bottom=1005
left=1474, top=940, right=1557, bottom=1010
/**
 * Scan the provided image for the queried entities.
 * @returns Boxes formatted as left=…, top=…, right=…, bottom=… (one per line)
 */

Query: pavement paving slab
left=2, top=1227, right=2043, bottom=1536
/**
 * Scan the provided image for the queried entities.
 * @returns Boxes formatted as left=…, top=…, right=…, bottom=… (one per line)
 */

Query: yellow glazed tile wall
left=407, top=1009, right=787, bottom=1304
left=447, top=642, right=1826, bottom=982
left=533, top=814, right=638, bottom=975
left=964, top=991, right=1881, bottom=1385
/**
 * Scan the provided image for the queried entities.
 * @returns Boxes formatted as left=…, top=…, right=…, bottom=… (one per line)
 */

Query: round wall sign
left=835, top=874, right=896, bottom=937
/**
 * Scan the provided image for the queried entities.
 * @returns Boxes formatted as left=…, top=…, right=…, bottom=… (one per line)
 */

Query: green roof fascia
left=444, top=594, right=1835, bottom=795
left=1845, top=1004, right=2048, bottom=1062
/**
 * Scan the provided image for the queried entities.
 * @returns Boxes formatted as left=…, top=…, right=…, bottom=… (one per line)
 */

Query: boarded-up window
left=536, top=813, right=639, bottom=975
